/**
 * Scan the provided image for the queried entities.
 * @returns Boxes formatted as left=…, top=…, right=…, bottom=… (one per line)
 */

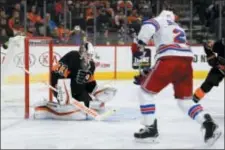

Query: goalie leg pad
left=53, top=79, right=72, bottom=105
left=34, top=102, right=87, bottom=120
left=93, top=87, right=117, bottom=103
left=89, top=101, right=105, bottom=111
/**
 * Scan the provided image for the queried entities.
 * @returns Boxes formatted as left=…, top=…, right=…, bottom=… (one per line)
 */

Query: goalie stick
left=22, top=68, right=117, bottom=121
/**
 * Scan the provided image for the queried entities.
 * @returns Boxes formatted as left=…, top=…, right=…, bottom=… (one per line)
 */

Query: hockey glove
left=203, top=41, right=214, bottom=56
left=76, top=70, right=92, bottom=84
left=131, top=42, right=140, bottom=54
left=217, top=56, right=225, bottom=75
left=134, top=68, right=151, bottom=85
left=217, top=65, right=225, bottom=75
left=131, top=39, right=146, bottom=54
left=207, top=54, right=218, bottom=67
left=3, top=41, right=9, bottom=49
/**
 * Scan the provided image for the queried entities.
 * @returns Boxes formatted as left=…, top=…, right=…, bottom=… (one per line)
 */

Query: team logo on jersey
left=132, top=48, right=151, bottom=69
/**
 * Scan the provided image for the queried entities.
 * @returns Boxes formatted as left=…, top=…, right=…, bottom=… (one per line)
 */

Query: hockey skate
left=202, top=114, right=222, bottom=146
left=134, top=119, right=159, bottom=143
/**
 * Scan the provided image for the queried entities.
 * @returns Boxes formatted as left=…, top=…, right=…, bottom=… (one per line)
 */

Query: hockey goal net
left=1, top=36, right=53, bottom=119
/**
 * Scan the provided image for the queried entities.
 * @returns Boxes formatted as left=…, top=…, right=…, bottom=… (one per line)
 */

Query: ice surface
left=1, top=80, right=224, bottom=149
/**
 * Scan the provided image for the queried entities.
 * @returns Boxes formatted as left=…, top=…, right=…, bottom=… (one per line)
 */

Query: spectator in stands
left=193, top=0, right=212, bottom=26
left=127, top=9, right=142, bottom=37
left=27, top=5, right=43, bottom=24
left=0, top=8, right=8, bottom=22
left=13, top=2, right=24, bottom=23
left=209, top=1, right=225, bottom=39
left=1, top=28, right=7, bottom=36
left=45, top=13, right=58, bottom=37
left=8, top=10, right=24, bottom=36
left=27, top=5, right=44, bottom=36
left=97, top=7, right=111, bottom=32
left=0, top=19, right=8, bottom=36
left=117, top=0, right=133, bottom=12
left=0, top=8, right=13, bottom=37
left=135, top=0, right=150, bottom=11
left=67, top=25, right=87, bottom=45
left=205, top=0, right=219, bottom=28
left=114, top=10, right=126, bottom=29
left=114, top=10, right=127, bottom=44
left=54, top=0, right=64, bottom=15
left=140, top=5, right=153, bottom=21
left=86, top=2, right=95, bottom=22
left=96, top=7, right=112, bottom=44
left=105, top=1, right=115, bottom=18
left=56, top=22, right=70, bottom=43
left=69, top=1, right=86, bottom=30
left=54, top=0, right=69, bottom=25
left=127, top=9, right=141, bottom=24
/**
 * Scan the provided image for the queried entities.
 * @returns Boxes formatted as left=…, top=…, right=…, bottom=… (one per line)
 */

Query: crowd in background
left=0, top=0, right=224, bottom=45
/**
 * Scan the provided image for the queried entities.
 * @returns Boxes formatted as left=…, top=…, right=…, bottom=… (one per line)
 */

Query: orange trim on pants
left=194, top=88, right=205, bottom=100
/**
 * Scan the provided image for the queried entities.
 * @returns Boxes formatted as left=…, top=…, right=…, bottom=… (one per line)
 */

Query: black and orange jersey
left=51, top=50, right=96, bottom=95
left=213, top=39, right=225, bottom=59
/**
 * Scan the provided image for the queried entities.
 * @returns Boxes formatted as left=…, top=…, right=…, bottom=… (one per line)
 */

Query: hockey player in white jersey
left=131, top=10, right=222, bottom=145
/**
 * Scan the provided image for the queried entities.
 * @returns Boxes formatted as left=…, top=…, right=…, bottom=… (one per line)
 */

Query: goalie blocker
left=34, top=79, right=117, bottom=120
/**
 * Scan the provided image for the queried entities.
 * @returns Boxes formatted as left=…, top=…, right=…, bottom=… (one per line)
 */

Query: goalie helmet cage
left=24, top=37, right=53, bottom=119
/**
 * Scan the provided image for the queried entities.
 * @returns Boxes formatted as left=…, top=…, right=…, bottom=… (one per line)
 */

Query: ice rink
left=1, top=80, right=224, bottom=149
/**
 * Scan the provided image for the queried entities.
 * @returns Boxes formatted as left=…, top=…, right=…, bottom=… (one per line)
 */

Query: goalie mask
left=79, top=41, right=95, bottom=69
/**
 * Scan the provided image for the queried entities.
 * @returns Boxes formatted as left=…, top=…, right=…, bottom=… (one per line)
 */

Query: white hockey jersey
left=137, top=16, right=194, bottom=60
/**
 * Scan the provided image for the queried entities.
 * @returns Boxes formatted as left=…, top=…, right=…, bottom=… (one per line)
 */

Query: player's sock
left=178, top=99, right=222, bottom=145
left=138, top=88, right=156, bottom=126
left=134, top=88, right=158, bottom=141
left=177, top=99, right=206, bottom=124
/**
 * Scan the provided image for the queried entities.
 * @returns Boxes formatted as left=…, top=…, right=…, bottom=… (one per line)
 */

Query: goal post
left=24, top=37, right=53, bottom=118
left=1, top=36, right=54, bottom=119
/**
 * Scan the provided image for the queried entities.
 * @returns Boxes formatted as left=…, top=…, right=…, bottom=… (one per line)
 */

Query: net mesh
left=1, top=37, right=52, bottom=119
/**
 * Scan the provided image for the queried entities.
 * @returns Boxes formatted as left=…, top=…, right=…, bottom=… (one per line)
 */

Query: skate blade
left=134, top=137, right=159, bottom=144
left=205, top=129, right=222, bottom=147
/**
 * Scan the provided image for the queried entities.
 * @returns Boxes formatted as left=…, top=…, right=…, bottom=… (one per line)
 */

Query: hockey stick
left=22, top=68, right=117, bottom=121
